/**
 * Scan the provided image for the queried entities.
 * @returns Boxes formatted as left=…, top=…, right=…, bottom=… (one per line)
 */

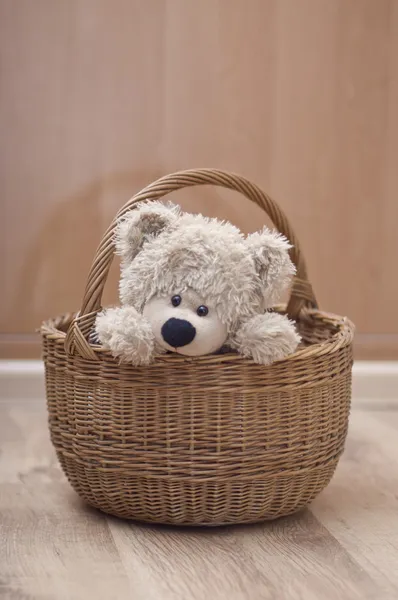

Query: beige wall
left=1, top=0, right=398, bottom=359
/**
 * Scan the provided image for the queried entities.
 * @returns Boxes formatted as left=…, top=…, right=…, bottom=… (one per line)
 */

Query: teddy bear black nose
left=161, top=318, right=196, bottom=348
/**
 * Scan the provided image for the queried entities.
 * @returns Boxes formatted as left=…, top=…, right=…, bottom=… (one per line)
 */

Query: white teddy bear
left=95, top=201, right=301, bottom=365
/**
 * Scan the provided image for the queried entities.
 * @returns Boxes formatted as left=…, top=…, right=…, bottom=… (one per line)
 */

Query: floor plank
left=109, top=510, right=379, bottom=600
left=312, top=409, right=398, bottom=597
left=1, top=399, right=397, bottom=600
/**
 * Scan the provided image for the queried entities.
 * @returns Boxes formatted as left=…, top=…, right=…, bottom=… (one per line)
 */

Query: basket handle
left=65, top=168, right=317, bottom=358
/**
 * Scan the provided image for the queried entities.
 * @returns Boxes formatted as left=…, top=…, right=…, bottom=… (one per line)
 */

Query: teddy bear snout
left=161, top=318, right=196, bottom=348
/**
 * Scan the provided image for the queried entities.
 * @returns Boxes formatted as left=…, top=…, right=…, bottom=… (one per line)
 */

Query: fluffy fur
left=230, top=312, right=301, bottom=365
left=95, top=200, right=301, bottom=365
left=95, top=306, right=155, bottom=366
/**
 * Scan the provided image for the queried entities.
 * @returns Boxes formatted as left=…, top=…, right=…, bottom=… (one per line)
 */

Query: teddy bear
left=94, top=200, right=301, bottom=365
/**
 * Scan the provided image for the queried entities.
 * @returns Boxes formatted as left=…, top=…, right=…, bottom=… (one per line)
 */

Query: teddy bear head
left=115, top=201, right=295, bottom=356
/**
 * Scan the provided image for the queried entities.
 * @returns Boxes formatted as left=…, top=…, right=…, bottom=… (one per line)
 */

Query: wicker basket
left=41, top=169, right=354, bottom=526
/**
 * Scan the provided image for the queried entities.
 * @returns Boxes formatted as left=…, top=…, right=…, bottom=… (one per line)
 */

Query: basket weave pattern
left=41, top=169, right=354, bottom=525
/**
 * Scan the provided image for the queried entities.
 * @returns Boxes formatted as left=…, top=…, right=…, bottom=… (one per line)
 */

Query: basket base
left=60, top=455, right=338, bottom=526
left=80, top=497, right=310, bottom=527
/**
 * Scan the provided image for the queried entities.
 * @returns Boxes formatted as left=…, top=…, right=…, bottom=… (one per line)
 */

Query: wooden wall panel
left=1, top=0, right=398, bottom=358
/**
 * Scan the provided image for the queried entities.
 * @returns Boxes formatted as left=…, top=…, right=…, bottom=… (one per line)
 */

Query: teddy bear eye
left=197, top=305, right=209, bottom=317
left=171, top=295, right=182, bottom=307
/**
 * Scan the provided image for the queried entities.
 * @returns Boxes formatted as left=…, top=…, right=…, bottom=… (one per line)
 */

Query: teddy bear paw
left=231, top=312, right=301, bottom=365
left=95, top=306, right=155, bottom=366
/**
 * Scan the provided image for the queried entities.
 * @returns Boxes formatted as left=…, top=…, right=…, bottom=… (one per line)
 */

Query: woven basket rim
left=40, top=307, right=354, bottom=366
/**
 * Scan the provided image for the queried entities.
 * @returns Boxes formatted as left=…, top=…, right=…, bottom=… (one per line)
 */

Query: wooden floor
left=1, top=398, right=398, bottom=600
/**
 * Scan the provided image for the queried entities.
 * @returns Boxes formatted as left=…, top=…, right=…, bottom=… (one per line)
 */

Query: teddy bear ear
left=246, top=227, right=296, bottom=304
left=115, top=201, right=181, bottom=263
